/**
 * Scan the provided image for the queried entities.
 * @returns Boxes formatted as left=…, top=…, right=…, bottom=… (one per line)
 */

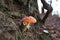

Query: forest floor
left=40, top=13, right=60, bottom=40
left=0, top=12, right=60, bottom=40
left=22, top=13, right=60, bottom=40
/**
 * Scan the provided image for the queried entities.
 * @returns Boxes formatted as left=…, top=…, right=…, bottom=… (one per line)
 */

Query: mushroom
left=21, top=16, right=37, bottom=32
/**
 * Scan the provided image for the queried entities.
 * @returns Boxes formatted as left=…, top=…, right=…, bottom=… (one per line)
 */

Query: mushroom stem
left=23, top=24, right=30, bottom=32
left=26, top=23, right=31, bottom=29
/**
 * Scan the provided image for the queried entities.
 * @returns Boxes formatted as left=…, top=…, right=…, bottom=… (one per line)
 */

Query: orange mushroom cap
left=21, top=16, right=37, bottom=25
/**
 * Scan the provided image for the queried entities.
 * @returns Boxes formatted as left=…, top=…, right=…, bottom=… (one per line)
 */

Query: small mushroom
left=21, top=16, right=37, bottom=32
